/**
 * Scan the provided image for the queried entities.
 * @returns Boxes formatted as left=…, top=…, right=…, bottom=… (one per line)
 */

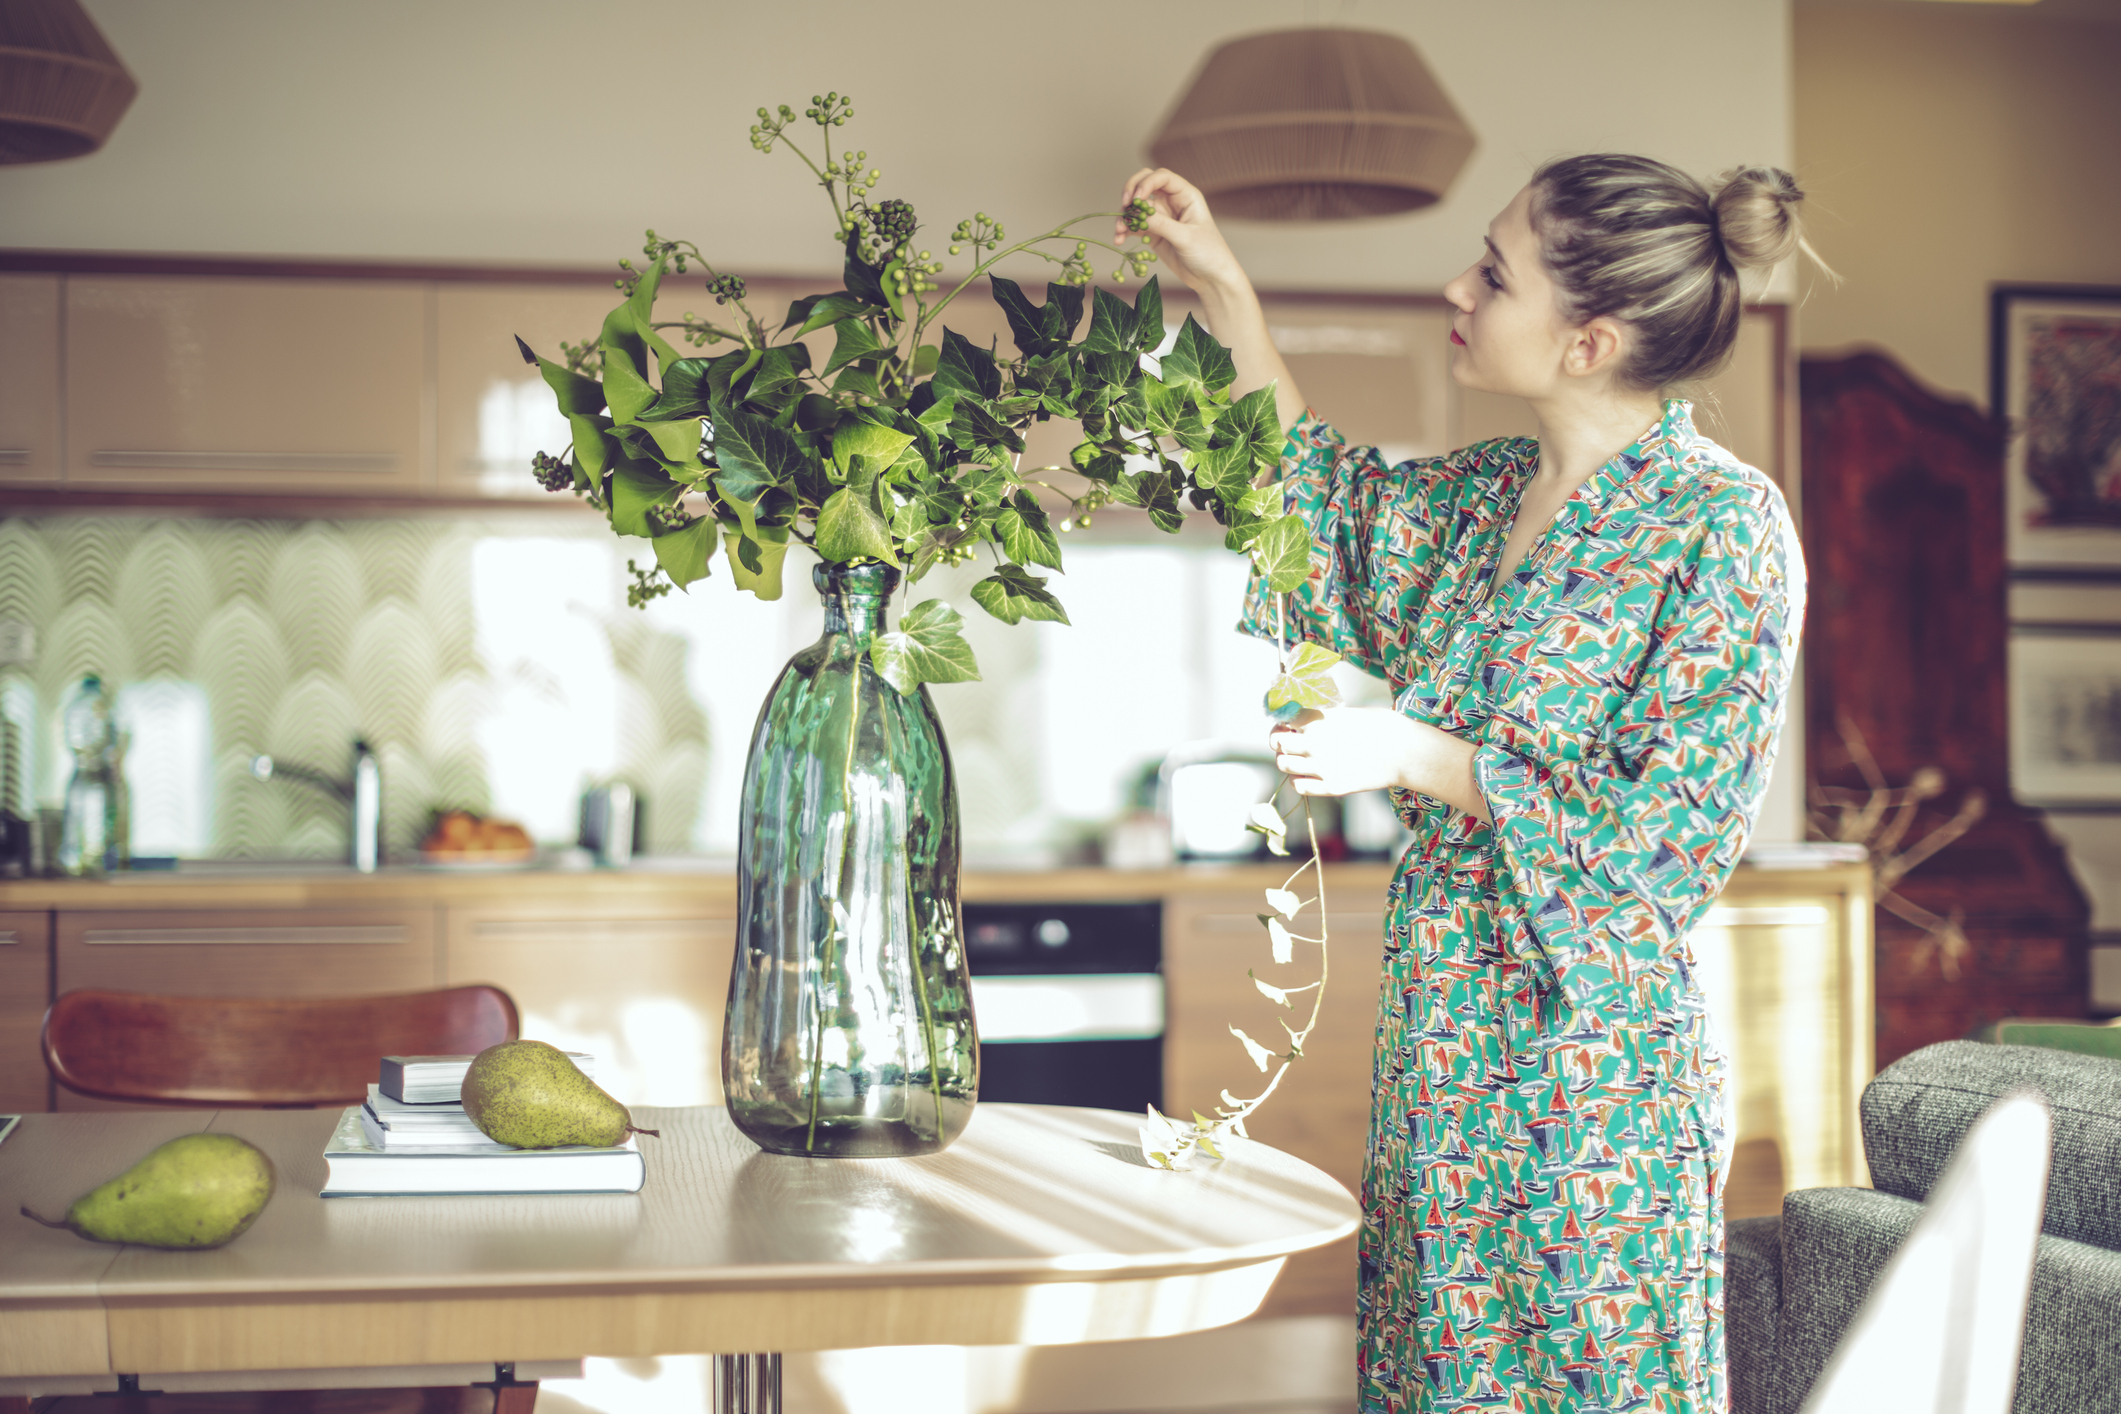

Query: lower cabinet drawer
left=52, top=906, right=441, bottom=1111
left=0, top=911, right=52, bottom=1113
left=443, top=909, right=735, bottom=1110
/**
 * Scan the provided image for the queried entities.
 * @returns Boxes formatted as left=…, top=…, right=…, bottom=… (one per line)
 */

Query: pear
left=461, top=1039, right=659, bottom=1149
left=21, top=1132, right=275, bottom=1249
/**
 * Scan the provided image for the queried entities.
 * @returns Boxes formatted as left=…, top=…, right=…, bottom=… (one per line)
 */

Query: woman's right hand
left=1118, top=168, right=1251, bottom=301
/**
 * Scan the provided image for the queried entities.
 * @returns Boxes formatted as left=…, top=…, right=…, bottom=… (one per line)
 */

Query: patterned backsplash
left=0, top=514, right=1290, bottom=863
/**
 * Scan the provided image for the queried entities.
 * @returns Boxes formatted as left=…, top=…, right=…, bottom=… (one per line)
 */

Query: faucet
left=250, top=739, right=382, bottom=873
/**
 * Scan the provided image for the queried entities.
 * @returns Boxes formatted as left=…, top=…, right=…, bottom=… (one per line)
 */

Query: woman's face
left=1442, top=185, right=1579, bottom=401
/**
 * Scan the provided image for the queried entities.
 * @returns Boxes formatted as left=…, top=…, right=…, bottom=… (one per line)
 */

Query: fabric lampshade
left=0, top=0, right=137, bottom=165
left=1147, top=27, right=1475, bottom=222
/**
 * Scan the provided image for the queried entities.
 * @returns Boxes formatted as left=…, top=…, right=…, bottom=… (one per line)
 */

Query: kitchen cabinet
left=434, top=283, right=625, bottom=498
left=62, top=276, right=430, bottom=494
left=0, top=912, right=52, bottom=1113
left=442, top=903, right=737, bottom=1108
left=1164, top=885, right=1391, bottom=1321
left=1163, top=859, right=1874, bottom=1319
left=51, top=905, right=439, bottom=1110
left=0, top=276, right=61, bottom=484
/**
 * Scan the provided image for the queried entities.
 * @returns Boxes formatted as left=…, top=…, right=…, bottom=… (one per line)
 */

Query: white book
left=322, top=1109, right=645, bottom=1196
left=364, top=1086, right=487, bottom=1130
left=378, top=1052, right=596, bottom=1105
left=358, top=1109, right=500, bottom=1152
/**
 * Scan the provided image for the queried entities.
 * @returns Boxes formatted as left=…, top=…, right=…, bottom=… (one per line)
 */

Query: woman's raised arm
left=1118, top=168, right=1307, bottom=434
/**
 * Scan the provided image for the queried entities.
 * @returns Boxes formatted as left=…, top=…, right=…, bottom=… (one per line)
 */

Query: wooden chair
left=30, top=986, right=536, bottom=1414
left=42, top=986, right=518, bottom=1107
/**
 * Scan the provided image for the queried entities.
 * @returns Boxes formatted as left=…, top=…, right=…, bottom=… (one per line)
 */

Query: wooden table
left=0, top=1104, right=1359, bottom=1413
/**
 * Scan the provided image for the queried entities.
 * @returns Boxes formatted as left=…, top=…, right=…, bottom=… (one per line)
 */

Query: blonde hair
left=1529, top=154, right=1826, bottom=389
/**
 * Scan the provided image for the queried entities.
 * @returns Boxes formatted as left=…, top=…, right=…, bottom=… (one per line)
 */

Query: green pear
left=21, top=1132, right=275, bottom=1249
left=461, top=1039, right=660, bottom=1149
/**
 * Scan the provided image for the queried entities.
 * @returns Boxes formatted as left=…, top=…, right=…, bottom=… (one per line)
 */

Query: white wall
left=6, top=1, right=1791, bottom=291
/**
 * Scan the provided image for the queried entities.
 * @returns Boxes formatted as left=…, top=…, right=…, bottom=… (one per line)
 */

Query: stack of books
left=321, top=1052, right=646, bottom=1197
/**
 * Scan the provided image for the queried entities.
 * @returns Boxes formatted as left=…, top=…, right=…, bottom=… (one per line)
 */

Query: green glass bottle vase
left=722, top=561, right=978, bottom=1157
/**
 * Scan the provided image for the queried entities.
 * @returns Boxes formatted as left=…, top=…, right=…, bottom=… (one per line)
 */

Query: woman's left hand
left=1270, top=708, right=1492, bottom=822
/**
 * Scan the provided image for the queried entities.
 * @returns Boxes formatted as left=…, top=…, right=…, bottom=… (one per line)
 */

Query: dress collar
left=1546, top=398, right=1692, bottom=538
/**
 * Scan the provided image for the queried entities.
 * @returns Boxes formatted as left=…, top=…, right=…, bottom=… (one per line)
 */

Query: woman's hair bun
left=1711, top=166, right=1806, bottom=271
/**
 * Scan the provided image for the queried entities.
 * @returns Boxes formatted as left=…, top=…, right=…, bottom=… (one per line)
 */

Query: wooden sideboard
left=0, top=857, right=1871, bottom=1318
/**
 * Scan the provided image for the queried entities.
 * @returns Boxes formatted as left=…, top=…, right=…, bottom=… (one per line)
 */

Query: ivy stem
left=805, top=631, right=866, bottom=1154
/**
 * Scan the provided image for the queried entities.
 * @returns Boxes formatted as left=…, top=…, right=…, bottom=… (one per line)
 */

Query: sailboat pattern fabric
left=1241, top=400, right=1804, bottom=1414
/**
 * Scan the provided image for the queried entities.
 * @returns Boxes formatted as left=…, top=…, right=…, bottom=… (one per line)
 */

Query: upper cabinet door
left=435, top=282, right=625, bottom=499
left=0, top=275, right=61, bottom=483
left=64, top=276, right=431, bottom=493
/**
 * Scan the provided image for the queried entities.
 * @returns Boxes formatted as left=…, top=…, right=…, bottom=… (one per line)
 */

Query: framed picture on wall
left=1996, top=284, right=2121, bottom=569
left=2011, top=621, right=2121, bottom=807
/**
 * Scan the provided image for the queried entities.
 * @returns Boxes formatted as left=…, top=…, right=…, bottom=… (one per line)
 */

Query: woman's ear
left=1564, top=317, right=1630, bottom=380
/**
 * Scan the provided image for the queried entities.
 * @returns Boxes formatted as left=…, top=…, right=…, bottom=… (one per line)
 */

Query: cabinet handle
left=0, top=931, right=16, bottom=944
left=87, top=451, right=399, bottom=474
left=471, top=918, right=730, bottom=940
left=84, top=926, right=407, bottom=946
left=0, top=450, right=27, bottom=466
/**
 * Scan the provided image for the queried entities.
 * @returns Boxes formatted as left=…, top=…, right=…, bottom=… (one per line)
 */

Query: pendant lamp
left=1147, top=28, right=1475, bottom=221
left=0, top=0, right=137, bottom=165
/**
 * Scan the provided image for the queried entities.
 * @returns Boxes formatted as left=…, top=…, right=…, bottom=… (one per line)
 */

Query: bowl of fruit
left=419, top=809, right=535, bottom=868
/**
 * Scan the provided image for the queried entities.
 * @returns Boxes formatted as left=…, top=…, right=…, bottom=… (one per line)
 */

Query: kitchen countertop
left=0, top=849, right=1868, bottom=911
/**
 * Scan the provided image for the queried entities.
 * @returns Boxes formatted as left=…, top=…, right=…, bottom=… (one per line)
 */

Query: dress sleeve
left=1237, top=412, right=1479, bottom=679
left=1473, top=487, right=1805, bottom=1026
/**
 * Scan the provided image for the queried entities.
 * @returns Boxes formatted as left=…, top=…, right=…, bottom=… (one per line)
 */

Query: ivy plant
left=517, top=91, right=1313, bottom=692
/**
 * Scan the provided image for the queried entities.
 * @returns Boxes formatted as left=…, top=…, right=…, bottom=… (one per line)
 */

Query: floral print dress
left=1241, top=401, right=1804, bottom=1414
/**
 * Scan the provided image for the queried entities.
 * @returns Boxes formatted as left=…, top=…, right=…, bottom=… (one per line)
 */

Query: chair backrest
left=42, top=986, right=520, bottom=1106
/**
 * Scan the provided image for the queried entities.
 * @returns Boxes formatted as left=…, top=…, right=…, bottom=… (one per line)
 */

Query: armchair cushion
left=1860, top=1040, right=2121, bottom=1250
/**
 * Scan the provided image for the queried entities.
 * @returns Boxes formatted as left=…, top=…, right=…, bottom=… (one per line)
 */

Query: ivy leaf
left=745, top=343, right=812, bottom=403
left=639, top=357, right=712, bottom=421
left=727, top=524, right=790, bottom=601
left=1264, top=887, right=1302, bottom=918
left=786, top=291, right=869, bottom=339
left=1267, top=918, right=1294, bottom=966
left=1215, top=385, right=1283, bottom=481
left=568, top=413, right=616, bottom=481
left=933, top=327, right=1002, bottom=402
left=1229, top=1026, right=1276, bottom=1073
left=1250, top=513, right=1314, bottom=594
left=991, top=276, right=1062, bottom=358
left=638, top=417, right=707, bottom=471
left=515, top=336, right=606, bottom=415
left=823, top=317, right=887, bottom=378
left=601, top=343, right=657, bottom=426
left=971, top=564, right=1069, bottom=626
left=832, top=416, right=917, bottom=473
left=1082, top=286, right=1139, bottom=355
left=1266, top=641, right=1345, bottom=715
left=995, top=489, right=1062, bottom=570
left=870, top=598, right=982, bottom=694
left=912, top=343, right=941, bottom=379
left=1131, top=276, right=1165, bottom=353
left=1114, top=468, right=1184, bottom=534
left=1139, top=1103, right=1184, bottom=1171
left=948, top=398, right=1024, bottom=454
left=816, top=482, right=898, bottom=565
left=1158, top=314, right=1238, bottom=393
left=652, top=515, right=717, bottom=589
left=1251, top=972, right=1292, bottom=1008
left=609, top=462, right=678, bottom=538
left=711, top=405, right=806, bottom=502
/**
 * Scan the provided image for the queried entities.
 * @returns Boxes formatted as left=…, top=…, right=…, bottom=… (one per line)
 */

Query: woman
left=1120, top=156, right=1813, bottom=1412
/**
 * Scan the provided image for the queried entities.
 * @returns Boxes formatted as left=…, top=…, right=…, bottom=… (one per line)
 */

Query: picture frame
left=2010, top=620, right=2121, bottom=808
left=1995, top=284, right=2121, bottom=569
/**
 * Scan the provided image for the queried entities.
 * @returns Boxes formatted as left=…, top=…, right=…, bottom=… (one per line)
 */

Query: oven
left=963, top=900, right=1162, bottom=1114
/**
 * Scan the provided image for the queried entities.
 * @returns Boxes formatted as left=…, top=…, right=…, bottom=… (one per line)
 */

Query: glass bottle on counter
left=57, top=675, right=123, bottom=877
left=722, top=562, right=978, bottom=1158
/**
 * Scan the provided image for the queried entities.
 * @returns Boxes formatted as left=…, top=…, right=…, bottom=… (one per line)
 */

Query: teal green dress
left=1242, top=401, right=1804, bottom=1413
